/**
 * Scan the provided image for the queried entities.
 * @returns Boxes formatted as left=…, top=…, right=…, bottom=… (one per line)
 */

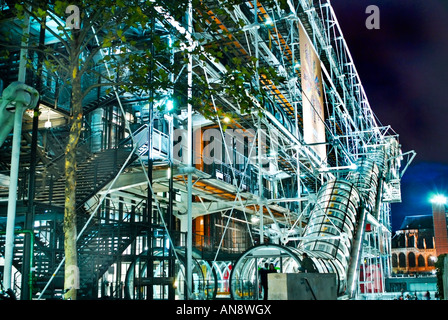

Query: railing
left=132, top=124, right=170, bottom=160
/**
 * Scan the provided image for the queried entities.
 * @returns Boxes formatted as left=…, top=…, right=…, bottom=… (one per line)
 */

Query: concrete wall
left=268, top=273, right=337, bottom=300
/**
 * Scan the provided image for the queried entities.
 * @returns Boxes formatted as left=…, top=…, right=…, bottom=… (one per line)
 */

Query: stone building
left=391, top=215, right=437, bottom=275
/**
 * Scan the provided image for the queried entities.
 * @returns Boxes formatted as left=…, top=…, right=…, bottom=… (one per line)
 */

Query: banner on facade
left=299, top=24, right=326, bottom=162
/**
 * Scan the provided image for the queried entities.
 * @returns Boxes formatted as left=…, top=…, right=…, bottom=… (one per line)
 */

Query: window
left=392, top=254, right=398, bottom=267
left=418, top=255, right=425, bottom=267
left=428, top=256, right=436, bottom=267
left=408, top=252, right=416, bottom=268
left=399, top=253, right=406, bottom=268
left=407, top=235, right=415, bottom=248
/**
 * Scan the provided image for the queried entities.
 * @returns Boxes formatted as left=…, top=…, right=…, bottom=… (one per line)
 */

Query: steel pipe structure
left=0, top=0, right=410, bottom=300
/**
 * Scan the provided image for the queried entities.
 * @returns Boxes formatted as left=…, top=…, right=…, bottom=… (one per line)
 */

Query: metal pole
left=346, top=205, right=367, bottom=298
left=3, top=103, right=26, bottom=290
left=146, top=8, right=155, bottom=300
left=167, top=115, right=175, bottom=300
left=258, top=117, right=264, bottom=244
left=3, top=6, right=30, bottom=293
left=185, top=0, right=193, bottom=300
left=252, top=0, right=264, bottom=245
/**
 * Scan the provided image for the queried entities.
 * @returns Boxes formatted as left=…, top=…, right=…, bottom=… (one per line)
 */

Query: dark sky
left=330, top=1, right=448, bottom=230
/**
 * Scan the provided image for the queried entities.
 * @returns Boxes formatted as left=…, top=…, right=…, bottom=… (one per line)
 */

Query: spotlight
left=349, top=163, right=358, bottom=170
left=166, top=99, right=174, bottom=112
left=431, top=195, right=447, bottom=205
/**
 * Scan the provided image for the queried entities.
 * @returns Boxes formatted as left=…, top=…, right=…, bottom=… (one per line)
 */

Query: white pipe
left=3, top=103, right=26, bottom=290
left=3, top=6, right=31, bottom=292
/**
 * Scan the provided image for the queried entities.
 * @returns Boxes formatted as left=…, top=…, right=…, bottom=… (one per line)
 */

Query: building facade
left=391, top=215, right=437, bottom=275
left=0, top=0, right=408, bottom=300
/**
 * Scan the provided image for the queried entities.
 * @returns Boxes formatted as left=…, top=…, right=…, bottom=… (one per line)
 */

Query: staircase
left=0, top=208, right=148, bottom=299
left=28, top=214, right=147, bottom=299
left=76, top=219, right=147, bottom=296
left=34, top=147, right=135, bottom=208
left=23, top=145, right=141, bottom=298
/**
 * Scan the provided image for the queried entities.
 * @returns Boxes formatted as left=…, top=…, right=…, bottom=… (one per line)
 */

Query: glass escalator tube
left=298, top=179, right=361, bottom=293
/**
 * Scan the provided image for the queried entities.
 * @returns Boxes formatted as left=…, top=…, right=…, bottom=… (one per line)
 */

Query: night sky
left=330, top=1, right=448, bottom=231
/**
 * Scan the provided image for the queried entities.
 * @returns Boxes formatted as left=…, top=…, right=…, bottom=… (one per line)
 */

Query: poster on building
left=359, top=263, right=383, bottom=293
left=299, top=23, right=326, bottom=162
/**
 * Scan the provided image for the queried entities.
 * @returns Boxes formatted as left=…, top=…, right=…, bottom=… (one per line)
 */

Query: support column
left=346, top=206, right=367, bottom=298
left=4, top=102, right=27, bottom=290
left=185, top=0, right=194, bottom=300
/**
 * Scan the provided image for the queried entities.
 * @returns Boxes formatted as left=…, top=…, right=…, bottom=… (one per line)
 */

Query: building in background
left=387, top=209, right=448, bottom=297
left=390, top=196, right=448, bottom=276
left=391, top=215, right=437, bottom=275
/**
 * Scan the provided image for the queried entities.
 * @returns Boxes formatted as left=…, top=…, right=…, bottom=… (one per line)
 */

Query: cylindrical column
left=3, top=102, right=26, bottom=290
left=185, top=0, right=194, bottom=300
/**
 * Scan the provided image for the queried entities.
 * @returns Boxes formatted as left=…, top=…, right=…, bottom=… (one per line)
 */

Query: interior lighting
left=44, top=110, right=52, bottom=128
left=251, top=216, right=260, bottom=223
left=166, top=99, right=174, bottom=112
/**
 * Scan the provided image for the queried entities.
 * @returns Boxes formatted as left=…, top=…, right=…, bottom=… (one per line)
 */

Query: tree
left=1, top=0, right=285, bottom=299
left=3, top=0, right=194, bottom=300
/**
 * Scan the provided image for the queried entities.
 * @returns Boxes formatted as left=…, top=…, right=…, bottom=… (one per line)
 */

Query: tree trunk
left=63, top=73, right=82, bottom=300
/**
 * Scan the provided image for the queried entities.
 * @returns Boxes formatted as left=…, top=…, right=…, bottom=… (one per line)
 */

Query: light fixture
left=265, top=17, right=273, bottom=25
left=223, top=116, right=231, bottom=123
left=166, top=167, right=171, bottom=179
left=45, top=110, right=52, bottom=128
left=166, top=99, right=174, bottom=112
left=251, top=216, right=260, bottom=223
left=349, top=163, right=358, bottom=170
left=430, top=194, right=447, bottom=205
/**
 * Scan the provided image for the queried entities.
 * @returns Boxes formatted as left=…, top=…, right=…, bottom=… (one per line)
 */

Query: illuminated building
left=391, top=215, right=437, bottom=275
left=0, top=1, right=413, bottom=300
